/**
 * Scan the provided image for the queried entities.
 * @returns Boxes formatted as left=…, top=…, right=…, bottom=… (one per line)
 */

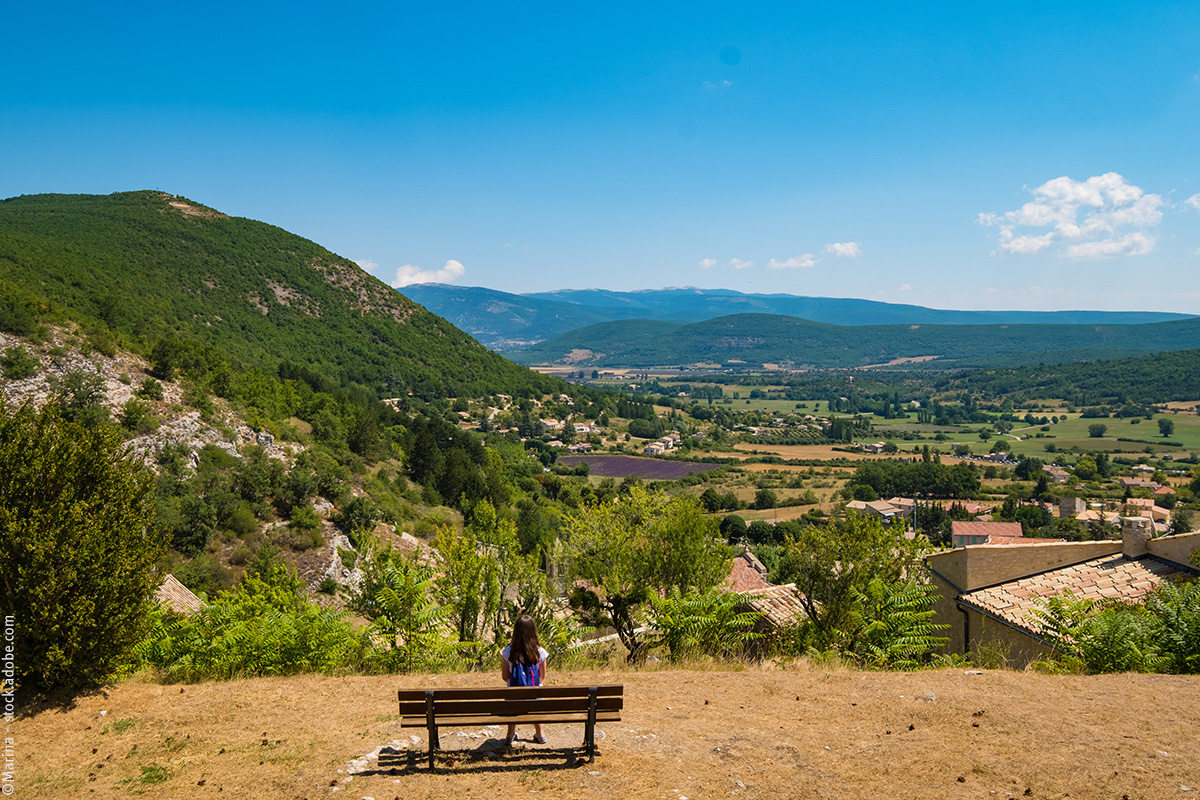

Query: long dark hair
left=509, top=614, right=541, bottom=666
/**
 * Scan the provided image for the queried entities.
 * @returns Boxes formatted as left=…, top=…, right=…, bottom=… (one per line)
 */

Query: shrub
left=271, top=524, right=323, bottom=552
left=173, top=554, right=236, bottom=597
left=0, top=401, right=165, bottom=690
left=133, top=568, right=369, bottom=681
left=120, top=398, right=151, bottom=430
left=229, top=543, right=254, bottom=565
left=288, top=504, right=321, bottom=531
left=136, top=378, right=164, bottom=401
left=1, top=346, right=38, bottom=379
left=225, top=506, right=259, bottom=537
left=335, top=496, right=380, bottom=539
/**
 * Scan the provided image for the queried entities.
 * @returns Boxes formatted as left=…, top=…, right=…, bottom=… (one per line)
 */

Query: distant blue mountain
left=398, top=284, right=1194, bottom=350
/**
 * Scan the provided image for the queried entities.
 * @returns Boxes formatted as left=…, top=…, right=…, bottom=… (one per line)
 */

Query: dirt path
left=19, top=665, right=1200, bottom=799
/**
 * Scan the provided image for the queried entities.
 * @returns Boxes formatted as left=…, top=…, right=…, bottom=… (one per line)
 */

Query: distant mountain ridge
left=508, top=312, right=1200, bottom=370
left=398, top=284, right=1194, bottom=350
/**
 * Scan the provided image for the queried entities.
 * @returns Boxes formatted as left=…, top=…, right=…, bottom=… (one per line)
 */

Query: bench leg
left=425, top=691, right=439, bottom=770
left=585, top=686, right=598, bottom=763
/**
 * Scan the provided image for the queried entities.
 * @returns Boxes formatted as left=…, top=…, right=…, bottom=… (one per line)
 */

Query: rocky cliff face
left=0, top=325, right=365, bottom=596
left=1, top=326, right=300, bottom=466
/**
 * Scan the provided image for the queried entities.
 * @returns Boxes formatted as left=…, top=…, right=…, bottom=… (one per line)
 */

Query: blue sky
left=4, top=2, right=1200, bottom=312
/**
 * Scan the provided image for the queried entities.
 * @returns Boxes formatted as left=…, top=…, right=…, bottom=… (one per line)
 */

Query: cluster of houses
left=844, top=496, right=994, bottom=527
left=643, top=432, right=683, bottom=456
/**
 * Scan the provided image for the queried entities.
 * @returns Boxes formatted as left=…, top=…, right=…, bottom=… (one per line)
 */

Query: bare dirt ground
left=20, top=665, right=1199, bottom=800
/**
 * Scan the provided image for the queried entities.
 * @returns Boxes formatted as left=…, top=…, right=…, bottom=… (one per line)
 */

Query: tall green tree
left=433, top=500, right=542, bottom=647
left=0, top=401, right=166, bottom=690
left=564, top=487, right=729, bottom=661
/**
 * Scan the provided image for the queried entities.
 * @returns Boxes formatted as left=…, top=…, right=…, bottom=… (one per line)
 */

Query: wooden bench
left=397, top=684, right=623, bottom=769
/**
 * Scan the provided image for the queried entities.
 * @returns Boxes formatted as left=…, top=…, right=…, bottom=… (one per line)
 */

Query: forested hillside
left=512, top=312, right=1200, bottom=369
left=0, top=191, right=557, bottom=399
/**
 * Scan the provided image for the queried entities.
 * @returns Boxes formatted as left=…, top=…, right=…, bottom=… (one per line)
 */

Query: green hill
left=511, top=312, right=1200, bottom=369
left=0, top=191, right=558, bottom=399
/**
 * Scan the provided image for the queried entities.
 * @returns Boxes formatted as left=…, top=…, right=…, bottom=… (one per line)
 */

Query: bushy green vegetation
left=0, top=401, right=164, bottom=691
left=134, top=551, right=369, bottom=681
left=1032, top=579, right=1200, bottom=674
left=772, top=513, right=942, bottom=662
left=565, top=487, right=733, bottom=661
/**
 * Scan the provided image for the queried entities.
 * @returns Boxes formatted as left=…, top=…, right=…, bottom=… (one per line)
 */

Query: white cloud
left=702, top=80, right=733, bottom=90
left=898, top=283, right=912, bottom=292
left=981, top=172, right=1163, bottom=259
left=698, top=258, right=717, bottom=270
left=823, top=241, right=861, bottom=258
left=355, top=258, right=382, bottom=275
left=998, top=230, right=1055, bottom=255
left=1185, top=193, right=1200, bottom=212
left=766, top=254, right=817, bottom=269
left=1063, top=232, right=1156, bottom=260
left=729, top=258, right=754, bottom=270
left=389, top=259, right=466, bottom=287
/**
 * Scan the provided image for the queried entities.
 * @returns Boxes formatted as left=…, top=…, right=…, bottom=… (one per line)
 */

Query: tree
left=1159, top=418, right=1176, bottom=438
left=1088, top=423, right=1108, bottom=438
left=754, top=488, right=778, bottom=510
left=0, top=401, right=165, bottom=690
left=433, top=500, right=541, bottom=648
left=772, top=512, right=927, bottom=650
left=564, top=487, right=729, bottom=661
left=1073, top=456, right=1098, bottom=481
left=1169, top=508, right=1193, bottom=535
left=1014, top=456, right=1044, bottom=481
left=699, top=487, right=722, bottom=514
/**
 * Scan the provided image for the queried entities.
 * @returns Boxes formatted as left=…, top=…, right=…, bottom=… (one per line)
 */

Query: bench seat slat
left=400, top=711, right=622, bottom=728
left=397, top=685, right=622, bottom=702
left=398, top=697, right=622, bottom=717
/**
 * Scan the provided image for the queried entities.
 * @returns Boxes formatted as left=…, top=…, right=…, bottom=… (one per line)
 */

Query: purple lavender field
left=557, top=455, right=722, bottom=479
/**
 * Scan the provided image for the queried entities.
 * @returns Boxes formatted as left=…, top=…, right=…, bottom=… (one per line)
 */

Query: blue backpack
left=510, top=658, right=539, bottom=687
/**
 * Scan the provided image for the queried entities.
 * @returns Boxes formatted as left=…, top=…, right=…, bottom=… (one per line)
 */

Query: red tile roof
left=726, top=550, right=772, bottom=593
left=952, top=521, right=1024, bottom=539
left=959, top=554, right=1194, bottom=639
left=738, top=584, right=808, bottom=628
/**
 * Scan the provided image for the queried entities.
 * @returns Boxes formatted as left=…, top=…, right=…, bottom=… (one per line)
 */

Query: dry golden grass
left=20, top=666, right=1200, bottom=799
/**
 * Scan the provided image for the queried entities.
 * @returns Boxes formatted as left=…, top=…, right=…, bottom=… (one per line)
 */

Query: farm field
left=1003, top=411, right=1200, bottom=459
left=557, top=455, right=723, bottom=479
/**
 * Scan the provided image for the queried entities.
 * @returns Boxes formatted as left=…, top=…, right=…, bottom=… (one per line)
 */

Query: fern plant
left=1145, top=580, right=1200, bottom=674
left=346, top=547, right=467, bottom=674
left=645, top=587, right=762, bottom=662
left=845, top=578, right=948, bottom=670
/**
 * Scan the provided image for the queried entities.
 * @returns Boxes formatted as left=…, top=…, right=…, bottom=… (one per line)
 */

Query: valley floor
left=20, top=665, right=1199, bottom=799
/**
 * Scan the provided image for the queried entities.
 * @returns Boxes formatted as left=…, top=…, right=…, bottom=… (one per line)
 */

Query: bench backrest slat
left=397, top=684, right=622, bottom=702
left=398, top=696, right=622, bottom=717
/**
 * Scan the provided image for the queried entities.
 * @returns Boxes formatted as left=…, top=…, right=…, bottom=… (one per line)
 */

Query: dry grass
left=20, top=666, right=1200, bottom=799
